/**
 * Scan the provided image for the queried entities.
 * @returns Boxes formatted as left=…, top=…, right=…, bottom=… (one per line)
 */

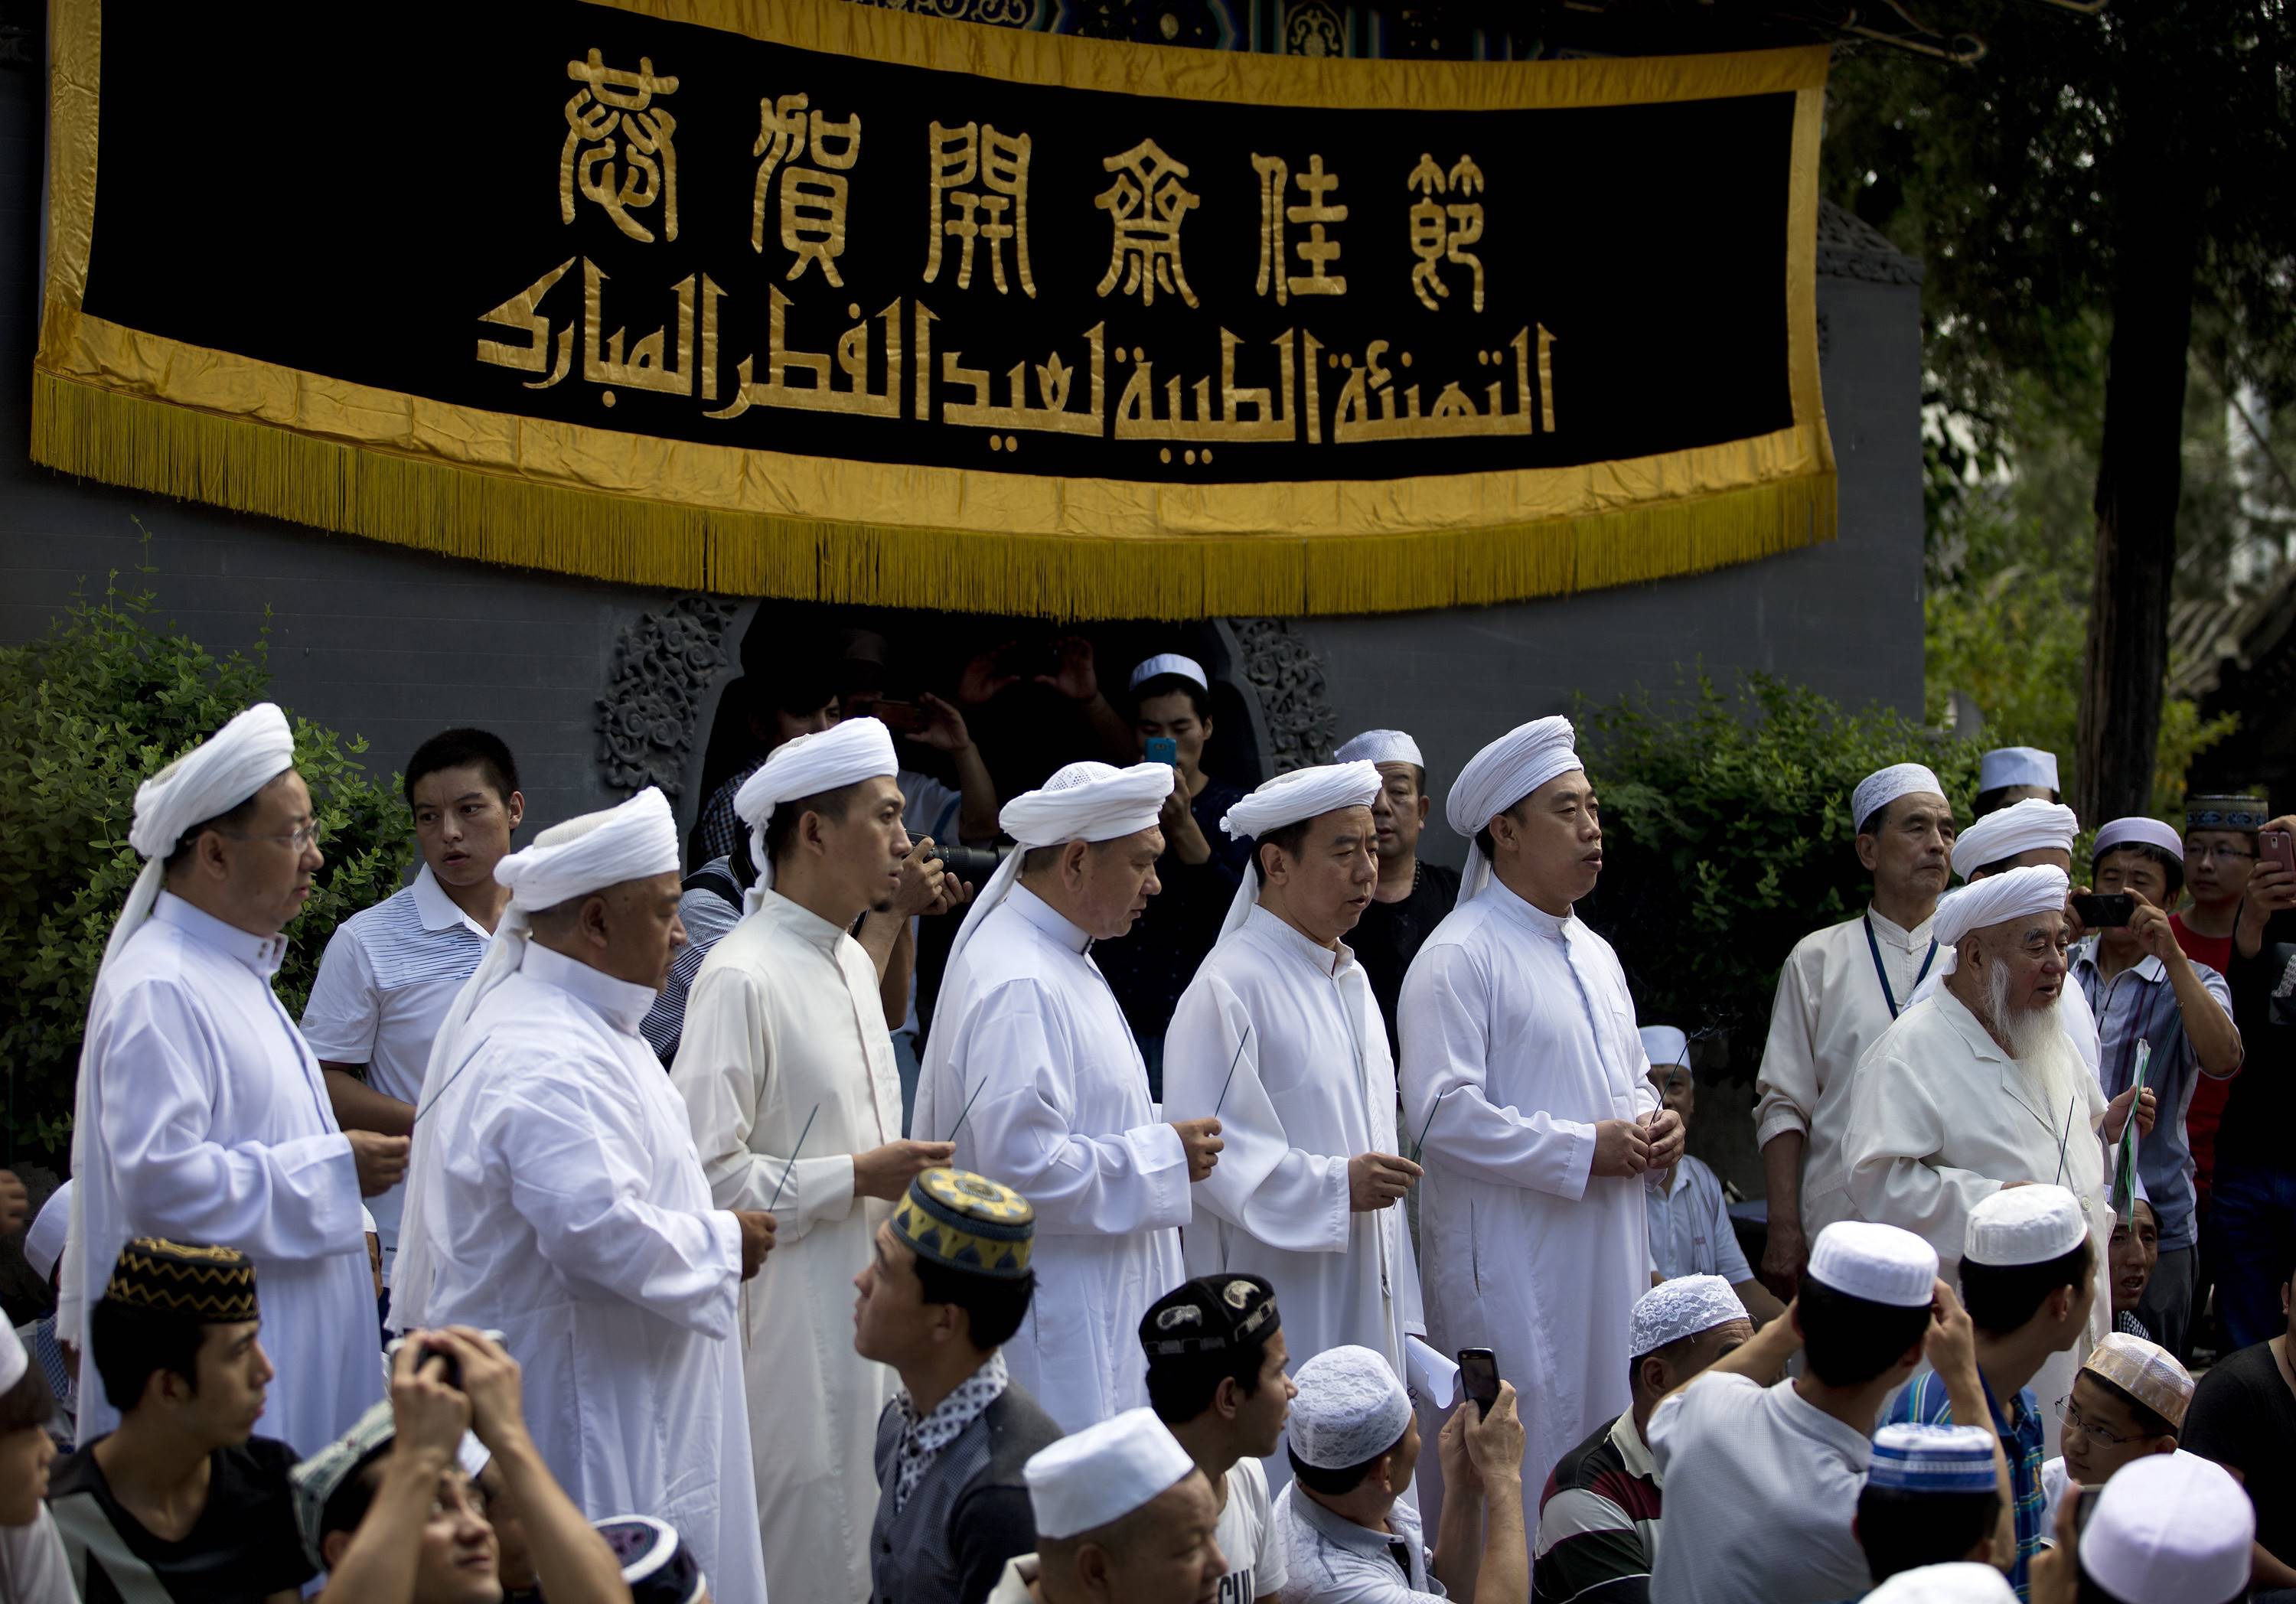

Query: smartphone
left=2262, top=828, right=2295, bottom=877
left=871, top=699, right=928, bottom=735
left=1144, top=736, right=1178, bottom=766
left=384, top=1329, right=508, bottom=1390
left=1457, top=1347, right=1500, bottom=1418
left=2071, top=892, right=2135, bottom=928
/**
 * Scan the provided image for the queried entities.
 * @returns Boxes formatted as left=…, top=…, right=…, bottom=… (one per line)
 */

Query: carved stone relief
left=596, top=594, right=739, bottom=797
left=1230, top=617, right=1338, bottom=773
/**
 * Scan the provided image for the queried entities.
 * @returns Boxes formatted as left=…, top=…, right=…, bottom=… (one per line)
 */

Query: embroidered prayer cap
left=2081, top=1333, right=2194, bottom=1430
left=1140, top=1274, right=1280, bottom=1360
left=1863, top=1562, right=2017, bottom=1603
left=1024, top=1407, right=1198, bottom=1540
left=1851, top=763, right=1947, bottom=834
left=2090, top=816, right=2185, bottom=863
left=1287, top=1344, right=1413, bottom=1471
left=1628, top=1275, right=1743, bottom=1358
left=0, top=1316, right=24, bottom=1394
left=893, top=1167, right=1035, bottom=1280
left=1446, top=716, right=1583, bottom=904
left=1867, top=1423, right=2001, bottom=1494
left=1929, top=865, right=2069, bottom=951
left=947, top=759, right=1176, bottom=970
left=1978, top=747, right=2059, bottom=795
left=1130, top=653, right=1208, bottom=693
left=733, top=716, right=900, bottom=888
left=595, top=1514, right=707, bottom=1604
left=1951, top=799, right=2081, bottom=882
left=1806, top=1221, right=1939, bottom=1309
left=1965, top=1184, right=2087, bottom=1268
left=1335, top=729, right=1424, bottom=768
left=25, top=1181, right=71, bottom=1284
left=103, top=1238, right=259, bottom=1323
left=2183, top=792, right=2269, bottom=833
left=1215, top=761, right=1382, bottom=938
left=291, top=1397, right=401, bottom=1565
left=1639, top=1026, right=1690, bottom=1071
left=2078, top=1452, right=2252, bottom=1604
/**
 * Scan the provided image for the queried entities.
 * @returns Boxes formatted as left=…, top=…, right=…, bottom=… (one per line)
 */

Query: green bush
left=1577, top=671, right=1983, bottom=1083
left=0, top=536, right=413, bottom=1164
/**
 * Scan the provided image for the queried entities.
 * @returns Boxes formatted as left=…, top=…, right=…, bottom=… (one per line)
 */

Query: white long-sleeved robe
left=670, top=892, right=903, bottom=1604
left=406, top=942, right=765, bottom=1604
left=1164, top=905, right=1424, bottom=1490
left=1399, top=879, right=1658, bottom=1510
left=67, top=893, right=379, bottom=1456
left=915, top=886, right=1189, bottom=1432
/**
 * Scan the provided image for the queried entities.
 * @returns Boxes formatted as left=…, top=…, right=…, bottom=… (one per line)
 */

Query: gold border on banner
left=34, top=0, right=1836, bottom=621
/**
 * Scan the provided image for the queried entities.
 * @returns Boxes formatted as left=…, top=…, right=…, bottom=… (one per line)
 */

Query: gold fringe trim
left=32, top=369, right=1835, bottom=621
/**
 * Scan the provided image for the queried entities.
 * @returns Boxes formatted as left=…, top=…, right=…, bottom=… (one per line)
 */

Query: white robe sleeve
left=671, top=963, right=856, bottom=1244
left=1399, top=942, right=1593, bottom=1200
left=1753, top=941, right=1821, bottom=1148
left=1165, top=970, right=1350, bottom=1254
left=1836, top=1038, right=2000, bottom=1253
left=960, top=981, right=1189, bottom=1236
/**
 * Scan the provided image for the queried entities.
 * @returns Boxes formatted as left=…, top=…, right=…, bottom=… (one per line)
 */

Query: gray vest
left=869, top=1381, right=1062, bottom=1604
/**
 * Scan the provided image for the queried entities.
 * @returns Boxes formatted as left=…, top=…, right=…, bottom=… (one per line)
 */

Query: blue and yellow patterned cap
left=2184, top=793, right=2269, bottom=833
left=893, top=1167, right=1034, bottom=1280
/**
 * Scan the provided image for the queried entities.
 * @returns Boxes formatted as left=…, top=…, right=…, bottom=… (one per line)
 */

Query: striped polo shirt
left=1537, top=1408, right=1665, bottom=1602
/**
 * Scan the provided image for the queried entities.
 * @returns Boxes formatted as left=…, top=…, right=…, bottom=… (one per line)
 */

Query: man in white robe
left=393, top=789, right=774, bottom=1604
left=1400, top=716, right=1684, bottom=1509
left=916, top=761, right=1225, bottom=1433
left=673, top=718, right=956, bottom=1604
left=61, top=703, right=397, bottom=1457
left=1752, top=763, right=1954, bottom=1297
left=1163, top=761, right=1424, bottom=1474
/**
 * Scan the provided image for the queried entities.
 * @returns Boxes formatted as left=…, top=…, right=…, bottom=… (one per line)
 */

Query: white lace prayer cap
left=1215, top=761, right=1381, bottom=940
left=1446, top=716, right=1582, bottom=905
left=1851, top=763, right=1945, bottom=834
left=1978, top=746, right=2058, bottom=794
left=1807, top=1221, right=1938, bottom=1308
left=1864, top=1562, right=2017, bottom=1604
left=2091, top=816, right=2185, bottom=862
left=1952, top=799, right=2080, bottom=881
left=2079, top=1453, right=2252, bottom=1604
left=1931, top=865, right=2069, bottom=950
left=947, top=760, right=1174, bottom=970
left=393, top=787, right=679, bottom=1329
left=1130, top=653, right=1208, bottom=692
left=1965, top=1183, right=2086, bottom=1267
left=1334, top=729, right=1424, bottom=768
left=733, top=718, right=899, bottom=894
left=1628, top=1275, right=1744, bottom=1358
left=1023, top=1407, right=1195, bottom=1540
left=26, top=1181, right=71, bottom=1284
left=1288, top=1344, right=1414, bottom=1470
left=1639, top=1026, right=1689, bottom=1071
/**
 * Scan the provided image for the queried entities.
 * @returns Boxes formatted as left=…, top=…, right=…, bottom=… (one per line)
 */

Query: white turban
left=1952, top=798, right=2079, bottom=881
left=1335, top=729, right=1424, bottom=768
left=393, top=787, right=679, bottom=1329
left=1931, top=864, right=2069, bottom=950
left=948, top=761, right=1174, bottom=972
left=1851, top=763, right=1945, bottom=834
left=732, top=718, right=899, bottom=897
left=1446, top=716, right=1583, bottom=904
left=1215, top=761, right=1381, bottom=940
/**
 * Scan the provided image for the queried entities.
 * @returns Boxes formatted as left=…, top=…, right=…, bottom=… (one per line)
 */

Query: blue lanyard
left=1865, top=911, right=1939, bottom=1020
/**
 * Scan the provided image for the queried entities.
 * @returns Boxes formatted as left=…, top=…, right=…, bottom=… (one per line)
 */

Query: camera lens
left=931, top=843, right=1009, bottom=881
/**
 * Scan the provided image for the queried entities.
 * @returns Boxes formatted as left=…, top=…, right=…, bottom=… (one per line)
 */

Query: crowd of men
left=2, top=645, right=2292, bottom=1604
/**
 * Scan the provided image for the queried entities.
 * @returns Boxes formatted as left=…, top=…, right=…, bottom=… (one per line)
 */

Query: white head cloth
left=1288, top=1344, right=1413, bottom=1469
left=1023, top=1407, right=1195, bottom=1540
left=1130, top=654, right=1208, bottom=692
left=1952, top=799, right=2079, bottom=881
left=1334, top=729, right=1424, bottom=768
left=2079, top=1452, right=2252, bottom=1603
left=1807, top=1221, right=1939, bottom=1308
left=1979, top=746, right=2059, bottom=794
left=1931, top=865, right=2069, bottom=950
left=1639, top=1025, right=1689, bottom=1071
left=1628, top=1274, right=1744, bottom=1358
left=392, top=787, right=679, bottom=1329
left=2091, top=816, right=2185, bottom=862
left=1851, top=763, right=1945, bottom=834
left=0, top=1319, right=24, bottom=1394
left=948, top=761, right=1174, bottom=972
left=1215, top=761, right=1381, bottom=940
left=1863, top=1562, right=2017, bottom=1604
left=1966, top=1183, right=2086, bottom=1267
left=732, top=718, right=898, bottom=898
left=1446, top=716, right=1582, bottom=904
left=60, top=702, right=297, bottom=1347
left=26, top=1181, right=72, bottom=1284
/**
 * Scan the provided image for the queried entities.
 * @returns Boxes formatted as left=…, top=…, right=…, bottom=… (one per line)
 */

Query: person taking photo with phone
left=2213, top=806, right=2296, bottom=1353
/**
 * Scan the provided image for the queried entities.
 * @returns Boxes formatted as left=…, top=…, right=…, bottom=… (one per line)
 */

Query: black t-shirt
left=2183, top=1338, right=2296, bottom=1561
left=2217, top=909, right=2296, bottom=1170
left=47, top=1434, right=315, bottom=1603
left=1350, top=859, right=1462, bottom=1058
left=1094, top=777, right=1251, bottom=1045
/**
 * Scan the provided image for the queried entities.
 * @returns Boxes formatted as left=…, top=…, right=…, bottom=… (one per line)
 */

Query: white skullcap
left=2082, top=1332, right=2194, bottom=1430
left=1952, top=799, right=2080, bottom=881
left=1629, top=1275, right=1745, bottom=1358
left=393, top=788, right=679, bottom=1329
left=1130, top=654, right=1208, bottom=693
left=0, top=1319, right=24, bottom=1394
left=1446, top=716, right=1583, bottom=903
left=1023, top=1407, right=1196, bottom=1540
left=1639, top=1025, right=1689, bottom=1071
left=947, top=760, right=1176, bottom=972
left=1931, top=865, right=2069, bottom=950
left=1966, top=1183, right=2086, bottom=1267
left=1851, top=763, right=1945, bottom=834
left=1215, top=761, right=1381, bottom=939
left=1807, top=1221, right=1939, bottom=1309
left=25, top=1181, right=72, bottom=1284
left=1288, top=1345, right=1414, bottom=1470
left=1978, top=746, right=2059, bottom=794
left=359, top=1206, right=378, bottom=1237
left=1863, top=1562, right=2017, bottom=1604
left=1335, top=729, right=1424, bottom=768
left=2091, top=817, right=2184, bottom=862
left=733, top=718, right=899, bottom=894
left=2079, top=1452, right=2252, bottom=1603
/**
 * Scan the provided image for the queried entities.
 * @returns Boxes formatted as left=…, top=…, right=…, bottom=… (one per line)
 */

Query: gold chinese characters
left=561, top=51, right=680, bottom=245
